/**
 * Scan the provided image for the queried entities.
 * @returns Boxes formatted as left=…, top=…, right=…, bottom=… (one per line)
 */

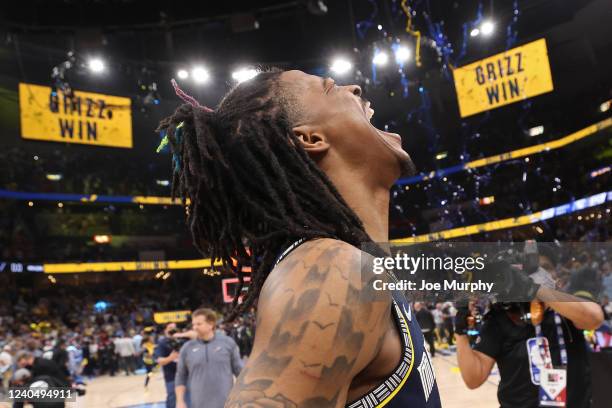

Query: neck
left=325, top=168, right=391, bottom=243
left=199, top=331, right=215, bottom=341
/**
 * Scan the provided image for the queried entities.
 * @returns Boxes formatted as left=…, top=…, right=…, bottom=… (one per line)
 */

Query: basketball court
left=0, top=352, right=498, bottom=408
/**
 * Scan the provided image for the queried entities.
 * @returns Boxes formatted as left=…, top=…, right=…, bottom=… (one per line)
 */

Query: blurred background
left=0, top=0, right=610, bottom=407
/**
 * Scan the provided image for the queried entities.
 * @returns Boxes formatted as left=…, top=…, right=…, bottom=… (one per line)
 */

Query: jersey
left=275, top=239, right=442, bottom=408
left=142, top=342, right=155, bottom=366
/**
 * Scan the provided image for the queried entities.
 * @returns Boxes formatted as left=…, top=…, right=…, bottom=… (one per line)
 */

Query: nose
left=344, top=84, right=362, bottom=97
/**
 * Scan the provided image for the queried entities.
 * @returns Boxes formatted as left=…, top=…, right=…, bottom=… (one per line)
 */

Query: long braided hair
left=157, top=70, right=376, bottom=321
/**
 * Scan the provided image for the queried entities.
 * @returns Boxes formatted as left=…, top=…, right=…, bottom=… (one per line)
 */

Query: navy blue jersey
left=346, top=290, right=441, bottom=407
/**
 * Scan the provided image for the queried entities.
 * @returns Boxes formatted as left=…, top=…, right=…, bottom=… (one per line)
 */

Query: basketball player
left=158, top=69, right=441, bottom=407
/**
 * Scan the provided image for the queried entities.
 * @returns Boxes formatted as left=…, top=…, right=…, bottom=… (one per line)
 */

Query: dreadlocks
left=157, top=70, right=376, bottom=321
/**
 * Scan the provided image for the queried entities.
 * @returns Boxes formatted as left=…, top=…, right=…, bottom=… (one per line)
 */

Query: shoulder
left=217, top=333, right=238, bottom=346
left=215, top=330, right=234, bottom=343
left=262, top=238, right=367, bottom=296
left=179, top=339, right=197, bottom=352
left=228, top=239, right=393, bottom=404
left=276, top=237, right=362, bottom=268
left=258, top=238, right=387, bottom=314
left=253, top=237, right=391, bottom=359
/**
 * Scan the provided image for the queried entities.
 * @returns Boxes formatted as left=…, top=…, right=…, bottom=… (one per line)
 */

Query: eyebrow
left=321, top=77, right=327, bottom=93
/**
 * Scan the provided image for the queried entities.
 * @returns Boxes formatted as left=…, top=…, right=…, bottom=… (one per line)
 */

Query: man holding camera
left=155, top=323, right=181, bottom=408
left=175, top=308, right=242, bottom=408
left=455, top=247, right=604, bottom=408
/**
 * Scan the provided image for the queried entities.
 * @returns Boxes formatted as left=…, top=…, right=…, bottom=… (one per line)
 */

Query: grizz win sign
left=19, top=83, right=132, bottom=148
left=452, top=38, right=554, bottom=118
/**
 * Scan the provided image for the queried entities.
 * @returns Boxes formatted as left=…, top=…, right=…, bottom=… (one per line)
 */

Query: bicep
left=227, top=240, right=390, bottom=407
left=473, top=349, right=496, bottom=382
left=473, top=318, right=502, bottom=360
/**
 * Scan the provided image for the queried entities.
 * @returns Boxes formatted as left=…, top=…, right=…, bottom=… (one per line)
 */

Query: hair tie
left=170, top=79, right=214, bottom=113
left=156, top=121, right=184, bottom=174
left=157, top=81, right=214, bottom=172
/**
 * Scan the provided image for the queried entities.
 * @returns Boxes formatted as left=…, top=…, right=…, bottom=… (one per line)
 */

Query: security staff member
left=455, top=251, right=604, bottom=408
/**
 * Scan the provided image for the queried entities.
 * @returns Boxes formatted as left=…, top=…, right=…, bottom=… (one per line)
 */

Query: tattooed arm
left=226, top=239, right=392, bottom=408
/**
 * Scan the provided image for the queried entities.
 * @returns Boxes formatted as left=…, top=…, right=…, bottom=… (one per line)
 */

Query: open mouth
left=363, top=101, right=401, bottom=142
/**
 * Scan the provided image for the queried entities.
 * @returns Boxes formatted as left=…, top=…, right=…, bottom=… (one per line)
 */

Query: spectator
left=414, top=302, right=436, bottom=357
left=175, top=309, right=242, bottom=408
left=16, top=351, right=69, bottom=386
left=155, top=323, right=180, bottom=408
left=113, top=335, right=136, bottom=376
left=142, top=335, right=155, bottom=388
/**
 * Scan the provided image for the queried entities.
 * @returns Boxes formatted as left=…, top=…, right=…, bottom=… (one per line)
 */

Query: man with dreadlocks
left=158, top=69, right=441, bottom=407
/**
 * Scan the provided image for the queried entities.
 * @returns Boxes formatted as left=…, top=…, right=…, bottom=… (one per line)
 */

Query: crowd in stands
left=0, top=279, right=256, bottom=396
left=1, top=233, right=611, bottom=395
left=0, top=199, right=195, bottom=263
left=2, top=129, right=610, bottom=235
left=0, top=147, right=170, bottom=197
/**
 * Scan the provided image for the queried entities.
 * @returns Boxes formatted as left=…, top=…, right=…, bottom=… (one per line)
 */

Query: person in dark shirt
left=11, top=368, right=66, bottom=408
left=16, top=351, right=69, bottom=386
left=51, top=339, right=69, bottom=377
left=455, top=253, right=604, bottom=408
left=471, top=306, right=593, bottom=407
left=154, top=323, right=180, bottom=408
left=415, top=302, right=437, bottom=357
left=442, top=302, right=455, bottom=346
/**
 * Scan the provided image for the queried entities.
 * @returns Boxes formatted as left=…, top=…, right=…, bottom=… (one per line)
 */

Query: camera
left=167, top=329, right=188, bottom=351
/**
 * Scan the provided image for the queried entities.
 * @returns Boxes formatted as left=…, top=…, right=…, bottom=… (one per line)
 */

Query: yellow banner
left=452, top=39, right=554, bottom=118
left=153, top=310, right=191, bottom=324
left=19, top=83, right=132, bottom=148
left=44, top=258, right=222, bottom=274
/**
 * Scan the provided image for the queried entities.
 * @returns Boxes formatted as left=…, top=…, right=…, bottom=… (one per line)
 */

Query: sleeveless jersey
left=275, top=240, right=442, bottom=408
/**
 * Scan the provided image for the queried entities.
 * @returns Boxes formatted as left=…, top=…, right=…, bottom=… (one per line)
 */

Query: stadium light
left=528, top=125, right=544, bottom=137
left=232, top=68, right=258, bottom=83
left=192, top=66, right=210, bottom=84
left=330, top=58, right=352, bottom=75
left=600, top=100, right=611, bottom=112
left=394, top=47, right=411, bottom=64
left=373, top=51, right=389, bottom=66
left=88, top=58, right=105, bottom=74
left=480, top=20, right=495, bottom=36
left=470, top=28, right=480, bottom=37
left=479, top=196, right=495, bottom=205
left=93, top=235, right=111, bottom=244
left=46, top=173, right=62, bottom=181
left=177, top=69, right=189, bottom=80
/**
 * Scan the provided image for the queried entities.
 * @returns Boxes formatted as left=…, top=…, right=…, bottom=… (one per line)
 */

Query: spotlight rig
left=50, top=51, right=77, bottom=98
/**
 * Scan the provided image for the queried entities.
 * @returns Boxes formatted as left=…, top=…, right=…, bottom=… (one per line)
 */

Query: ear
left=292, top=125, right=330, bottom=155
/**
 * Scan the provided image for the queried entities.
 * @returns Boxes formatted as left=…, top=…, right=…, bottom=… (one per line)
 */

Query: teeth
left=367, top=107, right=374, bottom=121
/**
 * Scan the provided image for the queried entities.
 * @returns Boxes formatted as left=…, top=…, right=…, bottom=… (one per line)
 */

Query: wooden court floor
left=2, top=353, right=499, bottom=407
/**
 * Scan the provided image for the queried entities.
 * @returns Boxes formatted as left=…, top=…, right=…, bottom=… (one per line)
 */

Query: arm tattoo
left=226, top=242, right=390, bottom=408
